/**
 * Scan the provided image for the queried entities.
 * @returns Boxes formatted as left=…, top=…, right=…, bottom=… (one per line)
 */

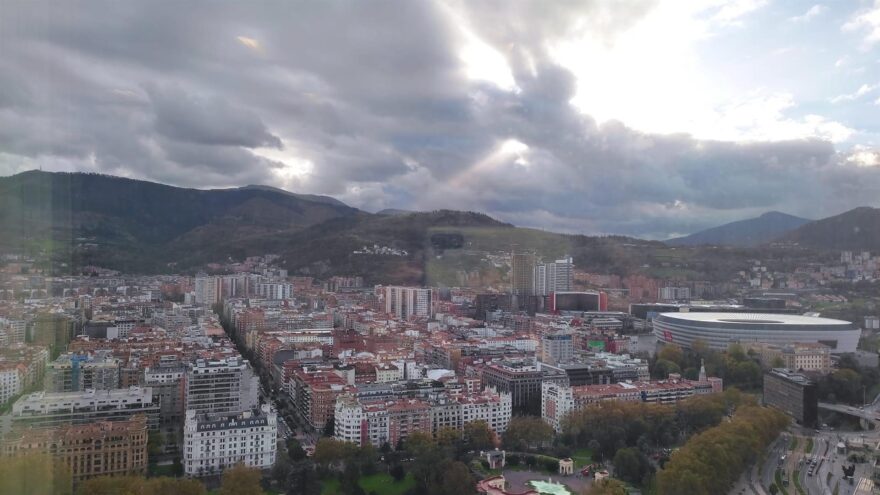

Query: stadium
left=652, top=312, right=859, bottom=353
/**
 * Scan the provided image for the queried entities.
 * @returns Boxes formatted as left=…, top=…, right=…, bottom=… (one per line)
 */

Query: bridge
left=818, top=402, right=879, bottom=429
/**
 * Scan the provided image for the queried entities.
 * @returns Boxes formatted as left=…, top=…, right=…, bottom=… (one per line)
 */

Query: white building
left=375, top=364, right=404, bottom=383
left=256, top=283, right=293, bottom=300
left=183, top=404, right=277, bottom=477
left=335, top=388, right=512, bottom=448
left=0, top=364, right=23, bottom=406
left=658, top=287, right=691, bottom=302
left=0, top=318, right=27, bottom=344
left=11, top=386, right=161, bottom=429
left=194, top=275, right=222, bottom=306
left=383, top=286, right=433, bottom=319
left=185, top=357, right=259, bottom=415
left=534, top=257, right=574, bottom=296
left=540, top=332, right=573, bottom=364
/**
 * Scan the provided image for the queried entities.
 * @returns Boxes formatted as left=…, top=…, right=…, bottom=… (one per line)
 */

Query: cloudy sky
left=1, top=0, right=880, bottom=239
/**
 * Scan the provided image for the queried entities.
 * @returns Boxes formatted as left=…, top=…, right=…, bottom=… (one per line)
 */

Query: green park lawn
left=321, top=473, right=415, bottom=495
left=570, top=448, right=593, bottom=467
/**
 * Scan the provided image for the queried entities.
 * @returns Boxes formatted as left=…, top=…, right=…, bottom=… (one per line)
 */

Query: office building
left=534, top=257, right=574, bottom=296
left=145, top=364, right=186, bottom=425
left=481, top=360, right=556, bottom=415
left=763, top=368, right=818, bottom=427
left=510, top=252, right=536, bottom=297
left=11, top=386, right=160, bottom=429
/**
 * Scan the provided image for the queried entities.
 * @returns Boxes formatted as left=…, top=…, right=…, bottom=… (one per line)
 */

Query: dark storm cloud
left=148, top=86, right=282, bottom=149
left=1, top=0, right=879, bottom=238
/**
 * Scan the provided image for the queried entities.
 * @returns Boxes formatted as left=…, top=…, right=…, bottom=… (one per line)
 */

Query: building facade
left=542, top=373, right=723, bottom=432
left=534, top=257, right=574, bottom=296
left=11, top=386, right=161, bottom=429
left=185, top=357, right=259, bottom=416
left=540, top=333, right=573, bottom=365
left=2, top=415, right=148, bottom=483
left=763, top=368, right=818, bottom=427
left=47, top=352, right=120, bottom=392
left=183, top=404, right=277, bottom=477
left=335, top=388, right=512, bottom=447
left=383, top=286, right=433, bottom=319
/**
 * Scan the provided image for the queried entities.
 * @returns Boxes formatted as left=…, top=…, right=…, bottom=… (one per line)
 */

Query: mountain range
left=1, top=171, right=878, bottom=283
left=665, top=211, right=812, bottom=247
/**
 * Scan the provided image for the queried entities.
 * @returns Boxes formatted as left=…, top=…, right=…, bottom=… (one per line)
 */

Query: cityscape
left=3, top=2, right=880, bottom=495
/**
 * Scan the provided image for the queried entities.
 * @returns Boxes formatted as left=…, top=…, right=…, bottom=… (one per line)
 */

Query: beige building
left=746, top=342, right=832, bottom=373
left=2, top=415, right=148, bottom=482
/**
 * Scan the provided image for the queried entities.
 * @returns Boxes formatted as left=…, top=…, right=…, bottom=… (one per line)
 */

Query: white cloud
left=846, top=149, right=880, bottom=167
left=830, top=83, right=880, bottom=103
left=711, top=0, right=769, bottom=25
left=790, top=4, right=826, bottom=22
left=843, top=1, right=880, bottom=46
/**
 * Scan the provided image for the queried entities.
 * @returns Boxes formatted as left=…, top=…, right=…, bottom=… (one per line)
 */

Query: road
left=739, top=413, right=879, bottom=495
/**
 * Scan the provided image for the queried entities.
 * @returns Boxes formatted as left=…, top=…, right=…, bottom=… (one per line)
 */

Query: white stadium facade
left=653, top=312, right=859, bottom=353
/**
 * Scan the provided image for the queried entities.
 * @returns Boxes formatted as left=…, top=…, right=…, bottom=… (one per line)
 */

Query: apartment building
left=383, top=286, right=433, bottom=319
left=290, top=368, right=351, bottom=430
left=745, top=342, right=832, bottom=373
left=46, top=352, right=120, bottom=392
left=185, top=357, right=259, bottom=415
left=2, top=415, right=148, bottom=482
left=335, top=388, right=512, bottom=447
left=542, top=372, right=723, bottom=431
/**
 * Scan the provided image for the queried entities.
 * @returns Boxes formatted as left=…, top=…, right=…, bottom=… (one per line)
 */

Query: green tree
left=404, top=431, right=435, bottom=455
left=436, top=426, right=462, bottom=448
left=77, top=476, right=205, bottom=495
left=219, top=463, right=263, bottom=495
left=312, top=437, right=356, bottom=469
left=613, top=447, right=652, bottom=485
left=657, top=345, right=683, bottom=367
left=463, top=420, right=495, bottom=451
left=584, top=479, right=628, bottom=495
left=503, top=416, right=553, bottom=450
left=436, top=461, right=474, bottom=495
left=286, top=460, right=321, bottom=495
left=652, top=359, right=681, bottom=379
left=287, top=438, right=307, bottom=461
